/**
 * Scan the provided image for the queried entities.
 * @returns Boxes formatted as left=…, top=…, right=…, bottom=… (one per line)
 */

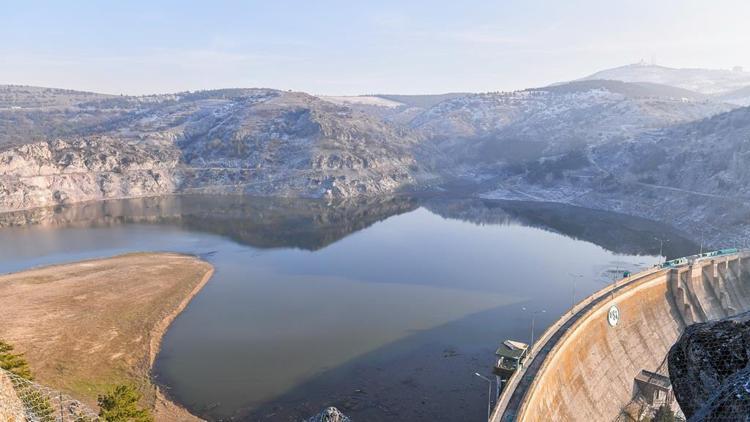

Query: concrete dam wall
left=495, top=251, right=750, bottom=421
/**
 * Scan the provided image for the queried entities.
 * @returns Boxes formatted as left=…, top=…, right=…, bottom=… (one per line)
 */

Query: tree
left=653, top=404, right=675, bottom=422
left=0, top=339, right=32, bottom=380
left=98, top=384, right=154, bottom=422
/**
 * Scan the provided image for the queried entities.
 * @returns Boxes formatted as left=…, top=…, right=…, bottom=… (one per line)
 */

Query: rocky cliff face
left=668, top=310, right=750, bottom=420
left=0, top=137, right=179, bottom=212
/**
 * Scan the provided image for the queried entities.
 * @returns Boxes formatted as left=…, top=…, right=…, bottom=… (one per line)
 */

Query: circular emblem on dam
left=608, top=305, right=620, bottom=327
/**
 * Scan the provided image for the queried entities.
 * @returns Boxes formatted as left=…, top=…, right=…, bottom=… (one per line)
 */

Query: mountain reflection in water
left=0, top=194, right=695, bottom=258
left=0, top=194, right=697, bottom=421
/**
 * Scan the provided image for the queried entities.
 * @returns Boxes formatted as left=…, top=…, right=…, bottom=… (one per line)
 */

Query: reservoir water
left=0, top=195, right=697, bottom=421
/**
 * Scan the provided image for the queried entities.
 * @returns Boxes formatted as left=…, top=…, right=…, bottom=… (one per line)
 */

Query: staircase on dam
left=493, top=251, right=750, bottom=421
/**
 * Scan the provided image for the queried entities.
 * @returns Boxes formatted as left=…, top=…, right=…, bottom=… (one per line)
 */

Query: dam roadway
left=493, top=249, right=749, bottom=421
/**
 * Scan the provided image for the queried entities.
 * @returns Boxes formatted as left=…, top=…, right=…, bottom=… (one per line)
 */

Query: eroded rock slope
left=0, top=87, right=431, bottom=211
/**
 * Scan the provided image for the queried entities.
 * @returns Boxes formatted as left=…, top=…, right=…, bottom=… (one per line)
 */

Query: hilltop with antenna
left=582, top=62, right=750, bottom=94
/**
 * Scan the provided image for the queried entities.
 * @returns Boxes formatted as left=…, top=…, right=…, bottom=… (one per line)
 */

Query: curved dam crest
left=495, top=251, right=750, bottom=421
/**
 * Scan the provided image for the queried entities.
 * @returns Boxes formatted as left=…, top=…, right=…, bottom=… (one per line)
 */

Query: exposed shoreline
left=150, top=263, right=214, bottom=421
left=0, top=252, right=214, bottom=421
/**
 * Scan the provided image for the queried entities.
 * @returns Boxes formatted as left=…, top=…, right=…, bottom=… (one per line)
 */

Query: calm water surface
left=0, top=195, right=696, bottom=421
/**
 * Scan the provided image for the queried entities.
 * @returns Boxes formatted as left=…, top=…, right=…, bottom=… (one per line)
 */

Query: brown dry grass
left=0, top=252, right=214, bottom=421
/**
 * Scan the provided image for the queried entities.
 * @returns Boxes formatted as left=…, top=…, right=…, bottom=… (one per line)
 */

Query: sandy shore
left=0, top=252, right=214, bottom=421
left=150, top=261, right=214, bottom=421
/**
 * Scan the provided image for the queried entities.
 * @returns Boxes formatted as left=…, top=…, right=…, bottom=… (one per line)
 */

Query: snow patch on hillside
left=321, top=96, right=404, bottom=108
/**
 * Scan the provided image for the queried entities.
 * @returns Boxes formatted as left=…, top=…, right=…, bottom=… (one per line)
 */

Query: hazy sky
left=2, top=0, right=749, bottom=95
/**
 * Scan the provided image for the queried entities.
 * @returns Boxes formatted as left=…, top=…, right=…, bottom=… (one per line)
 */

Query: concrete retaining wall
left=498, top=253, right=750, bottom=421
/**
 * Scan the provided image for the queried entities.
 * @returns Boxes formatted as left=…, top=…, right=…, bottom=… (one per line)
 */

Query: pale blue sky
left=2, top=0, right=749, bottom=95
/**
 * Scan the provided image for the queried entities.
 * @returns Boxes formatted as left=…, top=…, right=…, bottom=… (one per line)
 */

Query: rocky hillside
left=175, top=90, right=426, bottom=198
left=593, top=105, right=750, bottom=196
left=411, top=80, right=731, bottom=167
left=477, top=103, right=750, bottom=248
left=0, top=87, right=432, bottom=211
left=717, top=85, right=750, bottom=106
left=0, top=85, right=113, bottom=109
left=2, top=70, right=750, bottom=229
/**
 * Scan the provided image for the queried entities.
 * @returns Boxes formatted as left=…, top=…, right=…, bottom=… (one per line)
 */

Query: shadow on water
left=227, top=301, right=540, bottom=422
left=423, top=196, right=698, bottom=259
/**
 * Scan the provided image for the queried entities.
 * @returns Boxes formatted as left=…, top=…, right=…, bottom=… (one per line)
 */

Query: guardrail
left=660, top=248, right=739, bottom=268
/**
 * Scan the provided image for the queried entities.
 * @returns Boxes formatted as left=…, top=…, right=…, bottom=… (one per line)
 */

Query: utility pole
left=606, top=269, right=622, bottom=300
left=654, top=237, right=669, bottom=260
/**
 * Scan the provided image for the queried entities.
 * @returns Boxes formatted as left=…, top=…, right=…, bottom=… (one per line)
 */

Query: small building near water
left=494, top=340, right=529, bottom=380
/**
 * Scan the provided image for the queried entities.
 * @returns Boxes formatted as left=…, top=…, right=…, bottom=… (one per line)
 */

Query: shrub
left=98, top=384, right=154, bottom=422
left=0, top=339, right=32, bottom=380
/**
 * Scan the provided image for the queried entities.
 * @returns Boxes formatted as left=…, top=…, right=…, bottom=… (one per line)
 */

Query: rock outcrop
left=306, top=407, right=350, bottom=422
left=0, top=137, right=179, bottom=212
left=668, top=310, right=750, bottom=420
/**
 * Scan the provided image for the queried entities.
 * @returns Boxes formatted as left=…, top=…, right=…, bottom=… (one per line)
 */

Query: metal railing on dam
left=492, top=249, right=749, bottom=421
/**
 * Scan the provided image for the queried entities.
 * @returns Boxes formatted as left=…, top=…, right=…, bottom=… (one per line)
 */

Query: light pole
left=569, top=273, right=583, bottom=315
left=605, top=268, right=622, bottom=300
left=475, top=372, right=493, bottom=421
left=654, top=237, right=669, bottom=261
left=522, top=307, right=546, bottom=353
